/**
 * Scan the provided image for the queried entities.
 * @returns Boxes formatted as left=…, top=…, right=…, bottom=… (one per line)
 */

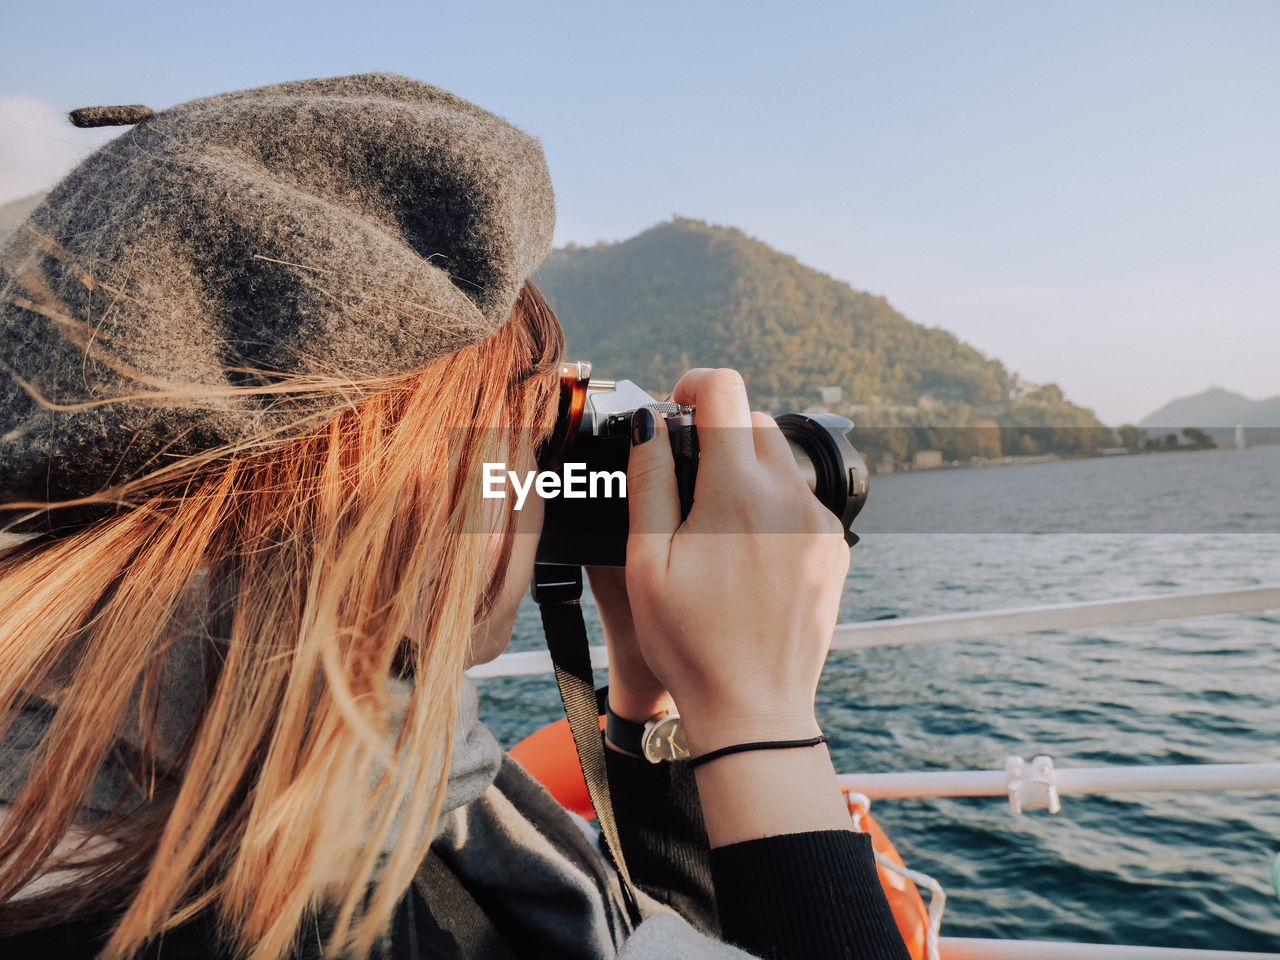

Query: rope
left=846, top=791, right=947, bottom=960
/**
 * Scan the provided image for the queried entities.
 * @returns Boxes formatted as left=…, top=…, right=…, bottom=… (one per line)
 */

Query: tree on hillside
left=1182, top=427, right=1216, bottom=449
left=1118, top=424, right=1146, bottom=451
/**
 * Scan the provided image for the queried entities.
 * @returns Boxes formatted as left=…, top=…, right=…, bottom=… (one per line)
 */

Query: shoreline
left=873, top=440, right=1275, bottom=476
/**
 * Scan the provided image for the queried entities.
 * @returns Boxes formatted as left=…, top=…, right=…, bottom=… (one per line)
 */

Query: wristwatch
left=605, top=701, right=690, bottom=763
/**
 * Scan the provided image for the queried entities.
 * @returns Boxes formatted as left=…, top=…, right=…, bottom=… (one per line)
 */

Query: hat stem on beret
left=68, top=105, right=155, bottom=128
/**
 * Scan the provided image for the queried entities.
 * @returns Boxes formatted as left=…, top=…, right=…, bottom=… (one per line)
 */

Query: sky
left=1, top=0, right=1277, bottom=425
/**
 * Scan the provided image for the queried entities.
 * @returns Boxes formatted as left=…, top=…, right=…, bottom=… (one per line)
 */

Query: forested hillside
left=536, top=217, right=1012, bottom=407
left=535, top=217, right=1111, bottom=466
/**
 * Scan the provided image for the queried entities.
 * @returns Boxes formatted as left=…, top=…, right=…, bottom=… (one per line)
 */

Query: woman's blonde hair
left=0, top=283, right=564, bottom=958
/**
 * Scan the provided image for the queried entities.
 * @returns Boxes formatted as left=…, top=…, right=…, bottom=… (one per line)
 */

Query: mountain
left=534, top=217, right=1111, bottom=463
left=536, top=217, right=1013, bottom=408
left=0, top=192, right=45, bottom=242
left=1139, top=387, right=1280, bottom=429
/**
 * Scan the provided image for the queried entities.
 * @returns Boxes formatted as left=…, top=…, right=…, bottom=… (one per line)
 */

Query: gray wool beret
left=0, top=73, right=555, bottom=510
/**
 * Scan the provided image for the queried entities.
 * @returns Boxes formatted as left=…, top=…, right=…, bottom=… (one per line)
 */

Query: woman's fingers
left=750, top=410, right=801, bottom=478
left=670, top=368, right=753, bottom=429
left=625, top=406, right=681, bottom=569
left=671, top=368, right=755, bottom=471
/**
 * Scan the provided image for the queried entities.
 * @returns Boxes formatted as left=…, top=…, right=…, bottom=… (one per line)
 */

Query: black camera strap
left=531, top=561, right=643, bottom=928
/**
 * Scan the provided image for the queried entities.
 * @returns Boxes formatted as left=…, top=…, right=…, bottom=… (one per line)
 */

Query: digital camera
left=535, top=361, right=869, bottom=567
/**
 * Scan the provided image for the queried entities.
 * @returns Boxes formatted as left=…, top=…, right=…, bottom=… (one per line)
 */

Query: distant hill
left=0, top=192, right=44, bottom=242
left=535, top=217, right=1111, bottom=463
left=1139, top=387, right=1280, bottom=429
left=536, top=217, right=1014, bottom=408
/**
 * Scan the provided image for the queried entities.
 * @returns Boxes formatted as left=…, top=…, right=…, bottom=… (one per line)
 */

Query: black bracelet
left=688, top=735, right=831, bottom=769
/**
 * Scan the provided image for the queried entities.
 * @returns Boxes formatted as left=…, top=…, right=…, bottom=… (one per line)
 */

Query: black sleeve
left=603, top=749, right=909, bottom=960
left=710, top=830, right=912, bottom=960
left=603, top=742, right=720, bottom=935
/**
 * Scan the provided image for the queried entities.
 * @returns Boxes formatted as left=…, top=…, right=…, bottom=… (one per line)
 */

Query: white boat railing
left=839, top=760, right=1280, bottom=802
left=830, top=584, right=1280, bottom=651
left=467, top=583, right=1280, bottom=678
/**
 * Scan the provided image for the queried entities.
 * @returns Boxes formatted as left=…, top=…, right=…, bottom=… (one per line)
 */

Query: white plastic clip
left=1005, top=755, right=1061, bottom=816
left=844, top=790, right=871, bottom=831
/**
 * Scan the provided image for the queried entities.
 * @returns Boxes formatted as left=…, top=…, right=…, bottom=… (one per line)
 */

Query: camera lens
left=775, top=413, right=869, bottom=546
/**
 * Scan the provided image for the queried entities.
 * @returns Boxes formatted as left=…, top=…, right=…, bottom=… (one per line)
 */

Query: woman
left=0, top=75, right=908, bottom=959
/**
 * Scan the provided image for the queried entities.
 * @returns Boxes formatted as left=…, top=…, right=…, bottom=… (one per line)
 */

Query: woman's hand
left=584, top=565, right=675, bottom=724
left=624, top=368, right=850, bottom=749
left=623, top=368, right=853, bottom=845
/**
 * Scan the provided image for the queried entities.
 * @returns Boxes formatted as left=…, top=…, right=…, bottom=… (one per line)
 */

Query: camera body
left=535, top=362, right=869, bottom=567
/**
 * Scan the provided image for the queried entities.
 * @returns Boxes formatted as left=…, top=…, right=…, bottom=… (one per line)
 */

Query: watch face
left=642, top=715, right=689, bottom=763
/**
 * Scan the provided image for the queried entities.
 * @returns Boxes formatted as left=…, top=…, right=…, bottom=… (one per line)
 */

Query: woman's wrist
left=606, top=682, right=676, bottom=725
left=692, top=743, right=852, bottom=847
left=603, top=688, right=676, bottom=758
left=674, top=693, right=821, bottom=758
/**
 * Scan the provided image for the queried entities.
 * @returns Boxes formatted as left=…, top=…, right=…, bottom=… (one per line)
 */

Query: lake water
left=477, top=443, right=1280, bottom=950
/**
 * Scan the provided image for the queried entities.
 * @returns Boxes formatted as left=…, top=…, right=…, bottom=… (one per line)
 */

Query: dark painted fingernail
left=631, top=407, right=656, bottom=445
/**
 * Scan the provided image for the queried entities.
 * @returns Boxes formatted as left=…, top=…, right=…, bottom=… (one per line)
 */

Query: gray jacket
left=0, top=673, right=754, bottom=958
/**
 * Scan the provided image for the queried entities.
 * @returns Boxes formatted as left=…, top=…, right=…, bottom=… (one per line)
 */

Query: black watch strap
left=604, top=702, right=648, bottom=757
left=604, top=700, right=689, bottom=764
